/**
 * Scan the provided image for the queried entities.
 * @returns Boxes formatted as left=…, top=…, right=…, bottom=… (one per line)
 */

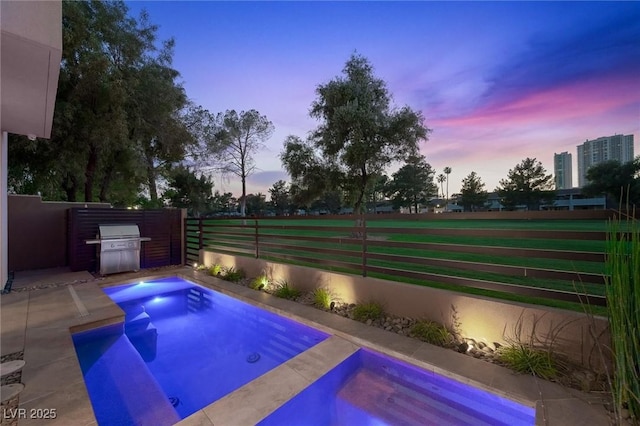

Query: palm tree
left=443, top=167, right=452, bottom=209
left=437, top=174, right=446, bottom=199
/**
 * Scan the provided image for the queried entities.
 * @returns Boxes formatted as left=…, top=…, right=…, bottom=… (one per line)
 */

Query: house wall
left=8, top=194, right=110, bottom=271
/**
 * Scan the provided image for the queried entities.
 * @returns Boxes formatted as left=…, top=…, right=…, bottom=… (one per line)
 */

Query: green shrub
left=221, top=267, right=245, bottom=283
left=249, top=274, right=270, bottom=290
left=195, top=263, right=208, bottom=271
left=272, top=280, right=301, bottom=300
left=497, top=344, right=557, bottom=380
left=606, top=213, right=640, bottom=420
left=208, top=264, right=222, bottom=276
left=312, top=287, right=333, bottom=309
left=352, top=302, right=385, bottom=322
left=410, top=321, right=451, bottom=346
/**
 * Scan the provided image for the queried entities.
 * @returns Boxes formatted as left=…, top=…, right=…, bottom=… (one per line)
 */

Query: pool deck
left=0, top=267, right=612, bottom=425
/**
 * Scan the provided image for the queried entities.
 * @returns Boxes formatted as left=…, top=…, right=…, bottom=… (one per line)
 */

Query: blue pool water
left=72, top=277, right=329, bottom=425
left=260, top=349, right=535, bottom=426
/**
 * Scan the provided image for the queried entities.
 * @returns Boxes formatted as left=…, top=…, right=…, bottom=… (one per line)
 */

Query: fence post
left=255, top=219, right=259, bottom=258
left=180, top=209, right=187, bottom=266
left=361, top=214, right=367, bottom=277
left=198, top=218, right=203, bottom=252
left=183, top=217, right=188, bottom=266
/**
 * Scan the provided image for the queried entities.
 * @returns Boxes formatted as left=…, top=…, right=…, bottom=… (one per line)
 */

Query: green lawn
left=233, top=218, right=610, bottom=231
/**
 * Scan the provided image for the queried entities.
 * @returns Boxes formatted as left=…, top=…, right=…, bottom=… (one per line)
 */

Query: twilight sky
left=126, top=1, right=640, bottom=198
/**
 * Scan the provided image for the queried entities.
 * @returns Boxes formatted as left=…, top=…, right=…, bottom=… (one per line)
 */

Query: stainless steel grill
left=86, top=224, right=151, bottom=275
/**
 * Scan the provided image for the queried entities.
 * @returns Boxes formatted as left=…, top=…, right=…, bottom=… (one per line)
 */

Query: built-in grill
left=86, top=224, right=151, bottom=275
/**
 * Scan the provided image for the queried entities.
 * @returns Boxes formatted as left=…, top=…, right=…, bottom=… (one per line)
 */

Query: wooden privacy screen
left=68, top=208, right=183, bottom=272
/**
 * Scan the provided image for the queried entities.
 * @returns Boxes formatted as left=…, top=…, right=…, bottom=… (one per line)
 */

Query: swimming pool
left=260, top=348, right=535, bottom=426
left=74, top=276, right=535, bottom=425
left=72, top=277, right=329, bottom=425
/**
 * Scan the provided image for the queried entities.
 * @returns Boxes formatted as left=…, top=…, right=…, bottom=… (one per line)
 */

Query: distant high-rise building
left=577, top=134, right=634, bottom=187
left=554, top=152, right=572, bottom=189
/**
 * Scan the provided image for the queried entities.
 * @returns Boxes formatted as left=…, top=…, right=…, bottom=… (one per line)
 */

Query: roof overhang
left=1, top=1, right=62, bottom=139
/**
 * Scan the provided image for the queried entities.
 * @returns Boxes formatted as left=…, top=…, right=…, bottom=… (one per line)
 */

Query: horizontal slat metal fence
left=185, top=212, right=622, bottom=307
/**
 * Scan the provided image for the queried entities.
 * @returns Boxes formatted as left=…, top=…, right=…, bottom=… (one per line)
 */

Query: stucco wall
left=8, top=194, right=111, bottom=271
left=202, top=250, right=611, bottom=371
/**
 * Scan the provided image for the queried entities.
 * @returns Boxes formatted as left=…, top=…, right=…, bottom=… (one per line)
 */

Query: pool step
left=123, top=305, right=158, bottom=362
left=74, top=333, right=180, bottom=426
left=128, top=323, right=158, bottom=362
left=125, top=307, right=151, bottom=334
left=187, top=288, right=212, bottom=313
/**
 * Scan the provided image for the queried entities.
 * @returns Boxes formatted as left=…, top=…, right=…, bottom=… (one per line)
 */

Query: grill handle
left=85, top=237, right=151, bottom=245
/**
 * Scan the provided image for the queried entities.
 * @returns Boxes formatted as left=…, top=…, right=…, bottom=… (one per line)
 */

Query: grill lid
left=98, top=224, right=141, bottom=239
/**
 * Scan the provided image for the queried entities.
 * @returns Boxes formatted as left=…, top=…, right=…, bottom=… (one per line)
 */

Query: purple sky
left=126, top=1, right=640, bottom=198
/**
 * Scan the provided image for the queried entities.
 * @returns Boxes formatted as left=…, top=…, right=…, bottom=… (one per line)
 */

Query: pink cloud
left=431, top=71, right=639, bottom=130
left=420, top=71, right=639, bottom=193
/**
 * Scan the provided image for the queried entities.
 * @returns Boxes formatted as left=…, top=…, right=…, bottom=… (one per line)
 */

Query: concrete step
left=125, top=308, right=151, bottom=334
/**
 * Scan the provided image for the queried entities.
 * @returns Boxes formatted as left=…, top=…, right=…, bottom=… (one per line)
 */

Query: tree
left=127, top=47, right=192, bottom=203
left=268, top=180, right=291, bottom=216
left=387, top=154, right=437, bottom=213
left=497, top=158, right=555, bottom=210
left=213, top=110, right=274, bottom=216
left=583, top=158, right=640, bottom=206
left=310, top=191, right=343, bottom=214
left=287, top=181, right=311, bottom=213
left=8, top=1, right=190, bottom=205
left=243, top=193, right=267, bottom=216
left=436, top=174, right=446, bottom=199
left=460, top=171, right=488, bottom=212
left=443, top=166, right=452, bottom=205
left=282, top=53, right=430, bottom=214
left=280, top=135, right=343, bottom=208
left=181, top=103, right=222, bottom=171
left=58, top=1, right=156, bottom=202
left=369, top=173, right=389, bottom=213
left=164, top=166, right=214, bottom=217
left=210, top=191, right=237, bottom=214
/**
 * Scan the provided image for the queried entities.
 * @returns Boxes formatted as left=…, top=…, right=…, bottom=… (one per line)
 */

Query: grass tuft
left=606, top=211, right=640, bottom=421
left=249, top=274, right=270, bottom=290
left=221, top=266, right=245, bottom=283
left=410, top=321, right=451, bottom=346
left=352, top=302, right=385, bottom=322
left=497, top=344, right=557, bottom=380
left=272, top=280, right=301, bottom=300
left=208, top=264, right=222, bottom=276
left=312, top=287, right=333, bottom=309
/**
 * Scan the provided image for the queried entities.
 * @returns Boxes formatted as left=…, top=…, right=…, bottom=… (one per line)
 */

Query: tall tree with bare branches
left=213, top=109, right=274, bottom=216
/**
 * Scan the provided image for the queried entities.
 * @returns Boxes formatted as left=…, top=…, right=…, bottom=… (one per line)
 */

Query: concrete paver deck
left=0, top=267, right=612, bottom=425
